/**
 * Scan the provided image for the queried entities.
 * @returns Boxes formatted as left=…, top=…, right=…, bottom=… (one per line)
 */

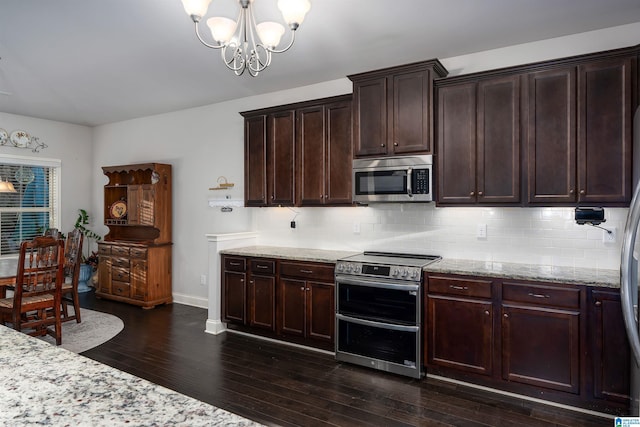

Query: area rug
left=39, top=308, right=124, bottom=353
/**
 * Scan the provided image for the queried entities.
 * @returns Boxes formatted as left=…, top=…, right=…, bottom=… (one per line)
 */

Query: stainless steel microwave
left=352, top=155, right=433, bottom=203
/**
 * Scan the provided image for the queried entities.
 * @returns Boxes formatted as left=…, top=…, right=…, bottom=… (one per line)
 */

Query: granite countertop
left=221, top=245, right=621, bottom=289
left=425, top=258, right=620, bottom=288
left=220, top=245, right=359, bottom=263
left=0, top=325, right=262, bottom=427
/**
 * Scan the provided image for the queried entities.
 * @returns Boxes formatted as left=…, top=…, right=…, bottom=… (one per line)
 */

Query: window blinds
left=0, top=156, right=60, bottom=257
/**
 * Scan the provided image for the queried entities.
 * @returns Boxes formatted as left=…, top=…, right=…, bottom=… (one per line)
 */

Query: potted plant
left=74, top=209, right=101, bottom=292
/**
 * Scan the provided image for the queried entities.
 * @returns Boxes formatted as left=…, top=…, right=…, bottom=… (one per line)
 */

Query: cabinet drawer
left=130, top=247, right=147, bottom=259
left=280, top=262, right=334, bottom=282
left=428, top=275, right=492, bottom=299
left=98, top=245, right=111, bottom=255
left=502, top=282, right=580, bottom=309
left=112, top=281, right=131, bottom=297
left=111, top=257, right=130, bottom=268
left=250, top=259, right=275, bottom=275
left=224, top=257, right=246, bottom=272
left=111, top=246, right=130, bottom=257
left=112, top=267, right=130, bottom=282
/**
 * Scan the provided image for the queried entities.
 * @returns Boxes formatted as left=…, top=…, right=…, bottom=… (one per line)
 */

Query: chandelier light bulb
left=181, top=0, right=213, bottom=20
left=277, top=0, right=311, bottom=27
left=256, top=22, right=285, bottom=48
left=207, top=17, right=238, bottom=44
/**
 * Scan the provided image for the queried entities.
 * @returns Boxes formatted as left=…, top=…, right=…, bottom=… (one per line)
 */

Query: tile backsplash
left=252, top=204, right=627, bottom=270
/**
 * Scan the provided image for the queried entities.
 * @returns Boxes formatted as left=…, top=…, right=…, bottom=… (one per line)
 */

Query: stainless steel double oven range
left=334, top=251, right=441, bottom=379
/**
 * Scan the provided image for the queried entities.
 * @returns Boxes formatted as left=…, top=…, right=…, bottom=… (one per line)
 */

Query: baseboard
left=171, top=293, right=207, bottom=309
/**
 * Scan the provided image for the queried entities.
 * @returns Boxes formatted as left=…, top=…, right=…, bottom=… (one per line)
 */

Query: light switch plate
left=477, top=224, right=487, bottom=239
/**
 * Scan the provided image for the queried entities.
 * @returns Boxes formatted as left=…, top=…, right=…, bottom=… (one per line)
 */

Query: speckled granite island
left=424, top=258, right=620, bottom=288
left=0, top=325, right=262, bottom=427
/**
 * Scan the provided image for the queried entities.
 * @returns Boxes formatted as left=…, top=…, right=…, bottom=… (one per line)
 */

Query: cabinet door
left=477, top=76, right=520, bottom=203
left=223, top=271, right=246, bottom=324
left=437, top=82, right=477, bottom=203
left=526, top=67, right=577, bottom=204
left=130, top=259, right=147, bottom=301
left=591, top=290, right=630, bottom=403
left=245, top=115, right=268, bottom=206
left=325, top=100, right=353, bottom=204
left=306, top=280, right=335, bottom=343
left=248, top=274, right=276, bottom=331
left=279, top=277, right=306, bottom=337
left=502, top=304, right=580, bottom=394
left=298, top=105, right=326, bottom=205
left=128, top=184, right=155, bottom=226
left=427, top=295, right=493, bottom=375
left=268, top=111, right=296, bottom=205
left=353, top=77, right=388, bottom=156
left=97, top=255, right=112, bottom=294
left=392, top=69, right=432, bottom=154
left=578, top=57, right=633, bottom=204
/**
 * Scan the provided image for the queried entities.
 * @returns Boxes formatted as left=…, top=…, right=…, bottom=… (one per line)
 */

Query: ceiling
left=1, top=0, right=639, bottom=127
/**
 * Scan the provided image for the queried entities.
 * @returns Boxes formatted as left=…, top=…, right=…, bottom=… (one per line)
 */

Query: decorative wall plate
left=109, top=200, right=128, bottom=219
left=0, top=128, right=8, bottom=144
left=9, top=130, right=30, bottom=148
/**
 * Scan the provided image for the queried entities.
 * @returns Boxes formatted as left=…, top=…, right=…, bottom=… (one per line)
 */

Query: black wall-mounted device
left=575, top=207, right=606, bottom=225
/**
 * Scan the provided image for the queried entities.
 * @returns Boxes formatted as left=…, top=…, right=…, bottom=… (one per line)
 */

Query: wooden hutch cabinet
left=96, top=163, right=172, bottom=308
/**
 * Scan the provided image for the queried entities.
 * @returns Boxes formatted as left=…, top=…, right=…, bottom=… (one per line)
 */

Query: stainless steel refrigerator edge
left=621, top=105, right=640, bottom=416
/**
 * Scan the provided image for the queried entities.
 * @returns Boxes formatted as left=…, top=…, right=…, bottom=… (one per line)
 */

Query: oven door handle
left=335, top=275, right=420, bottom=291
left=336, top=314, right=419, bottom=332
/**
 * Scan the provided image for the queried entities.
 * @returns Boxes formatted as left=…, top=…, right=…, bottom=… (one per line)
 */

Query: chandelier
left=181, top=0, right=311, bottom=77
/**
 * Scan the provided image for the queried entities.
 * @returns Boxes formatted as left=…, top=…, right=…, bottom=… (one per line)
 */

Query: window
left=0, top=155, right=60, bottom=257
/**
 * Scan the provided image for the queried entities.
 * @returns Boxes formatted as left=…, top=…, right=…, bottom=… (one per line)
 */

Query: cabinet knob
left=478, top=191, right=483, bottom=196
left=300, top=286, right=305, bottom=291
left=595, top=300, right=602, bottom=306
left=271, top=195, right=275, bottom=200
left=580, top=189, right=585, bottom=195
left=320, top=194, right=323, bottom=199
left=569, top=189, right=575, bottom=195
left=503, top=313, right=509, bottom=318
left=380, top=143, right=386, bottom=147
left=393, top=142, right=398, bottom=146
left=484, top=310, right=490, bottom=315
left=249, top=280, right=254, bottom=284
left=470, top=191, right=475, bottom=196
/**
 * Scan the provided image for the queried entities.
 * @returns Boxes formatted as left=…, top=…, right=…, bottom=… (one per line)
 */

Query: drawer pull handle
left=528, top=292, right=550, bottom=299
left=229, top=262, right=241, bottom=266
left=449, top=285, right=468, bottom=290
left=300, top=269, right=314, bottom=274
left=256, top=265, right=269, bottom=269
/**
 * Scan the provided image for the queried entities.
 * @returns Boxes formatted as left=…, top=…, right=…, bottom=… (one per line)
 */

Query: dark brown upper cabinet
left=435, top=45, right=638, bottom=207
left=297, top=98, right=352, bottom=205
left=241, top=94, right=353, bottom=207
left=527, top=55, right=635, bottom=205
left=349, top=60, right=448, bottom=157
left=437, top=75, right=521, bottom=205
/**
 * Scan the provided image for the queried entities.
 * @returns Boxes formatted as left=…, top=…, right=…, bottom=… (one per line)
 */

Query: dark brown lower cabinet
left=221, top=255, right=334, bottom=349
left=425, top=272, right=630, bottom=415
left=501, top=304, right=580, bottom=394
left=279, top=261, right=335, bottom=345
left=591, top=289, right=631, bottom=405
left=426, top=275, right=494, bottom=375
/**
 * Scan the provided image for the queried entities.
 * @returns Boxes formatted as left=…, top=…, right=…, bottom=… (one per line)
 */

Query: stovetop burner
left=335, top=251, right=441, bottom=281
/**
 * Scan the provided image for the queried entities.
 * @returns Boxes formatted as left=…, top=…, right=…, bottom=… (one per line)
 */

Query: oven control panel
left=335, top=261, right=422, bottom=281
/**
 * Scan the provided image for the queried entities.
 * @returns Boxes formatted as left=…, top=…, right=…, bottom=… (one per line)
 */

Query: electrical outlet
left=353, top=222, right=361, bottom=234
left=200, top=274, right=207, bottom=286
left=477, top=224, right=487, bottom=239
left=603, top=227, right=617, bottom=243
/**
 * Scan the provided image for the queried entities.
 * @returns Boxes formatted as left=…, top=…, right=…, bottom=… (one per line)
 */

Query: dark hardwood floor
left=78, top=291, right=610, bottom=427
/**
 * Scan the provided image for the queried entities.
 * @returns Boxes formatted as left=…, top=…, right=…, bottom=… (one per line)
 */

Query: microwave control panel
left=412, top=169, right=430, bottom=194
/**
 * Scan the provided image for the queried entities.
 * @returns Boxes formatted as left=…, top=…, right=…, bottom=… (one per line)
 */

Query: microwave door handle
left=407, top=168, right=413, bottom=197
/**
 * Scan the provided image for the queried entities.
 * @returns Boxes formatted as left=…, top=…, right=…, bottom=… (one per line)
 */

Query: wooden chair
left=0, top=236, right=66, bottom=345
left=61, top=229, right=83, bottom=323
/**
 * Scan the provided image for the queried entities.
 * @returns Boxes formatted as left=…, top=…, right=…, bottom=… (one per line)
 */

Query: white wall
left=88, top=23, right=640, bottom=305
left=0, top=111, right=93, bottom=235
